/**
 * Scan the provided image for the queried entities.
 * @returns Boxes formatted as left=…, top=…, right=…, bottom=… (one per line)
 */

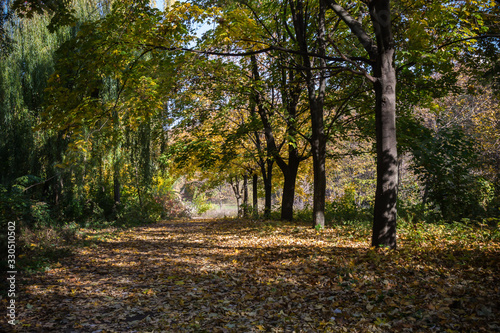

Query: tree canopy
left=1, top=0, right=499, bottom=246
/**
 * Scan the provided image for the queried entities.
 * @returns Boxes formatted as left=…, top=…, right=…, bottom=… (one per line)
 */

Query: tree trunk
left=290, top=0, right=327, bottom=228
left=281, top=160, right=299, bottom=221
left=263, top=160, right=273, bottom=218
left=324, top=0, right=398, bottom=247
left=243, top=174, right=249, bottom=217
left=113, top=172, right=120, bottom=205
left=230, top=178, right=242, bottom=217
left=278, top=52, right=304, bottom=221
left=370, top=0, right=398, bottom=249
left=251, top=55, right=276, bottom=219
left=112, top=168, right=120, bottom=219
left=54, top=177, right=62, bottom=206
left=311, top=124, right=326, bottom=228
left=252, top=173, right=258, bottom=217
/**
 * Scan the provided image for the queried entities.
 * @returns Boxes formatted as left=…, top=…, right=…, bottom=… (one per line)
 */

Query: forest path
left=12, top=219, right=500, bottom=332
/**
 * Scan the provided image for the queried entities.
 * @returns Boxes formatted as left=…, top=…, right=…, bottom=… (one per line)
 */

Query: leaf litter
left=7, top=219, right=500, bottom=332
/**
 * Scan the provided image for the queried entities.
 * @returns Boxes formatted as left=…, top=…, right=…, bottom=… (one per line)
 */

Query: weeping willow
left=0, top=1, right=116, bottom=224
left=1, top=0, right=175, bottom=225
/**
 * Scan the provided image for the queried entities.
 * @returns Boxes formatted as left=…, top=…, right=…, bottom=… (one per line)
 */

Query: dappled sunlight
left=11, top=219, right=499, bottom=332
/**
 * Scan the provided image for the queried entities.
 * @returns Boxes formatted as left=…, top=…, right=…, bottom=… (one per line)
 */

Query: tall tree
left=285, top=0, right=328, bottom=227
left=323, top=0, right=498, bottom=248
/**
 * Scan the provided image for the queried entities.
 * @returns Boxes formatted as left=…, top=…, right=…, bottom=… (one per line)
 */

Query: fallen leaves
left=6, top=219, right=500, bottom=332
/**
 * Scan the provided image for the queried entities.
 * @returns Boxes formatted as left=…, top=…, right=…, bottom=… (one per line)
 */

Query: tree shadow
left=11, top=219, right=500, bottom=333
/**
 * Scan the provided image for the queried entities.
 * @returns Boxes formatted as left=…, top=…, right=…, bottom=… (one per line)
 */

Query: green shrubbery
left=192, top=190, right=215, bottom=215
left=291, top=185, right=372, bottom=225
left=410, top=125, right=496, bottom=222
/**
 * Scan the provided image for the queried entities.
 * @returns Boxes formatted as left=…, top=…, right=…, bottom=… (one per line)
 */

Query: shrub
left=325, top=185, right=372, bottom=224
left=154, top=192, right=191, bottom=219
left=411, top=125, right=492, bottom=221
left=192, top=190, right=214, bottom=215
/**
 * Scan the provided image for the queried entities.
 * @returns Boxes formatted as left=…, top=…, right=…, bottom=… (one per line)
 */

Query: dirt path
left=7, top=219, right=500, bottom=332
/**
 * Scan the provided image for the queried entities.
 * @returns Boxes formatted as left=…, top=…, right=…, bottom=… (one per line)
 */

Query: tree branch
left=322, top=0, right=378, bottom=59
left=435, top=34, right=500, bottom=51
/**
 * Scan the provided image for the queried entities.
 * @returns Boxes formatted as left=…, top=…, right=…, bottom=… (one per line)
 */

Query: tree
left=318, top=0, right=396, bottom=247
left=321, top=0, right=498, bottom=247
left=0, top=0, right=132, bottom=227
left=36, top=0, right=208, bottom=222
left=206, top=0, right=366, bottom=226
left=248, top=53, right=310, bottom=220
left=0, top=0, right=13, bottom=57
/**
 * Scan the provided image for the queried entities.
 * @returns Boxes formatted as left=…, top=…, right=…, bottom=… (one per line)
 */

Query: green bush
left=0, top=176, right=56, bottom=228
left=192, top=190, right=214, bottom=215
left=30, top=201, right=53, bottom=228
left=411, top=125, right=491, bottom=221
left=325, top=185, right=372, bottom=224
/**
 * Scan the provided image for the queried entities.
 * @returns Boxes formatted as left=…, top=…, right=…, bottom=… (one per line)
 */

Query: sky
left=154, top=0, right=212, bottom=38
left=155, top=0, right=165, bottom=10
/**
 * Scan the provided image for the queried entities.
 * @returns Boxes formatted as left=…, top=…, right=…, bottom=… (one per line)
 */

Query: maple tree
left=321, top=0, right=499, bottom=247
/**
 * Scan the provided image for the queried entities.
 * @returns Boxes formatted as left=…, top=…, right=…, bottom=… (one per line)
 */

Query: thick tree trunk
left=322, top=0, right=398, bottom=246
left=372, top=66, right=398, bottom=248
left=370, top=0, right=398, bottom=249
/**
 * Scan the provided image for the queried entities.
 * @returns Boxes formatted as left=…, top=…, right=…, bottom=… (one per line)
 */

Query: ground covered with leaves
left=5, top=219, right=500, bottom=332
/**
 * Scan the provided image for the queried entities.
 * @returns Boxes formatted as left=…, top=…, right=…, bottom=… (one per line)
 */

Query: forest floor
left=4, top=218, right=500, bottom=332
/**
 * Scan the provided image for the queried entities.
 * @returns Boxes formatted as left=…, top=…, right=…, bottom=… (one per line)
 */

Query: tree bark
left=263, top=160, right=273, bottom=218
left=278, top=52, right=306, bottom=221
left=324, top=0, right=398, bottom=248
left=281, top=159, right=299, bottom=221
left=370, top=0, right=398, bottom=249
left=252, top=173, right=258, bottom=217
left=250, top=55, right=280, bottom=220
left=230, top=177, right=242, bottom=217
left=310, top=120, right=326, bottom=228
left=290, top=0, right=327, bottom=228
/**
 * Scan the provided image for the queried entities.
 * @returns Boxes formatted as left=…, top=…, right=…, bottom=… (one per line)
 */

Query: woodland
left=0, top=0, right=499, bottom=332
